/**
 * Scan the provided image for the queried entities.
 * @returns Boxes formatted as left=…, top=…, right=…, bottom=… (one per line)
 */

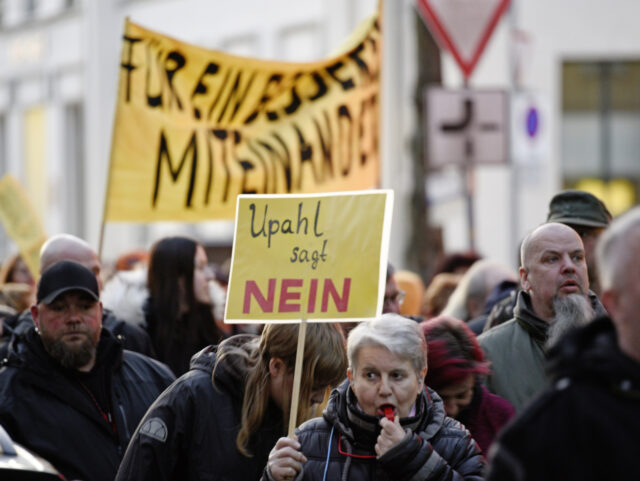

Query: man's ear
left=346, top=367, right=353, bottom=383
left=30, top=305, right=40, bottom=330
left=519, top=267, right=530, bottom=291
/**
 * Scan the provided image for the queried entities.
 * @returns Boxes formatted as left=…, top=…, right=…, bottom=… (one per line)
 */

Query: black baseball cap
left=37, top=261, right=100, bottom=305
left=546, top=190, right=612, bottom=228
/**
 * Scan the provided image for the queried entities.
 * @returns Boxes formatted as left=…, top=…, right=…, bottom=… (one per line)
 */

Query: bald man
left=2, top=234, right=155, bottom=358
left=478, top=223, right=604, bottom=412
left=487, top=210, right=640, bottom=481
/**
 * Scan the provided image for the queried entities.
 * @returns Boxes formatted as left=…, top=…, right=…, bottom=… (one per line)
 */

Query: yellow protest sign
left=0, top=175, right=47, bottom=278
left=105, top=13, right=381, bottom=222
left=225, top=190, right=393, bottom=322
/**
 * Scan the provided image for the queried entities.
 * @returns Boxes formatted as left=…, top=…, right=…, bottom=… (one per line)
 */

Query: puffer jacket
left=0, top=327, right=175, bottom=481
left=287, top=380, right=484, bottom=481
left=487, top=316, right=640, bottom=481
left=115, top=334, right=286, bottom=481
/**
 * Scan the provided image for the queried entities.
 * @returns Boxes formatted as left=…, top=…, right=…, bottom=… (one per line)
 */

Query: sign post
left=417, top=0, right=511, bottom=248
left=225, top=190, right=393, bottom=435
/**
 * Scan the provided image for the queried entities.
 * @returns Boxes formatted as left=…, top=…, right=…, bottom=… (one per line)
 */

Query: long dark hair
left=147, top=236, right=222, bottom=367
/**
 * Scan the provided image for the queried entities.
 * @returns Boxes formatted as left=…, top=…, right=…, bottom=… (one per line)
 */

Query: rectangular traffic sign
left=426, top=88, right=508, bottom=167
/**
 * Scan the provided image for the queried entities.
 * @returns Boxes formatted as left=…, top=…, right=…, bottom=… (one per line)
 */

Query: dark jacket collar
left=514, top=291, right=548, bottom=346
left=323, top=379, right=444, bottom=451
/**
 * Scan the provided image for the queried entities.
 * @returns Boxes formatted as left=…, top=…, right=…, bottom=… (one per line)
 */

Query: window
left=561, top=61, right=640, bottom=214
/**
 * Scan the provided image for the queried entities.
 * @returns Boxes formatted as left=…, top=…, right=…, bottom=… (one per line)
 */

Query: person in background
left=0, top=253, right=36, bottom=314
left=486, top=206, right=640, bottom=481
left=115, top=249, right=149, bottom=272
left=421, top=316, right=514, bottom=455
left=393, top=269, right=425, bottom=317
left=266, top=314, right=484, bottom=481
left=383, top=263, right=404, bottom=314
left=0, top=253, right=35, bottom=288
left=441, top=260, right=517, bottom=325
left=432, top=251, right=482, bottom=278
left=144, top=236, right=224, bottom=376
left=421, top=272, right=462, bottom=319
left=1, top=234, right=155, bottom=358
left=116, top=322, right=347, bottom=481
left=546, top=189, right=611, bottom=296
left=477, top=223, right=603, bottom=412
left=0, top=261, right=174, bottom=481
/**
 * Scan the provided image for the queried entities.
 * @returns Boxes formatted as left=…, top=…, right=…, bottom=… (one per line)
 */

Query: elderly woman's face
left=348, top=345, right=426, bottom=418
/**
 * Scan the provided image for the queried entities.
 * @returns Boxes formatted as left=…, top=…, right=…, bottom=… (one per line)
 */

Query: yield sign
left=417, top=0, right=511, bottom=79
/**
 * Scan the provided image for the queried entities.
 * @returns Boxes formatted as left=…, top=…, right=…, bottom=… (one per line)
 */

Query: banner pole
left=97, top=17, right=132, bottom=262
left=288, top=319, right=308, bottom=438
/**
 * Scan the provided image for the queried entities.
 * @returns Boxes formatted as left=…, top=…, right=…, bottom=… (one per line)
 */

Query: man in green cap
left=546, top=190, right=612, bottom=295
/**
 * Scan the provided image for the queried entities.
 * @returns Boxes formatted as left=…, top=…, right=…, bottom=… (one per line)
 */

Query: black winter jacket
left=115, top=334, right=286, bottom=481
left=286, top=380, right=484, bottom=481
left=487, top=316, right=640, bottom=481
left=0, top=327, right=174, bottom=481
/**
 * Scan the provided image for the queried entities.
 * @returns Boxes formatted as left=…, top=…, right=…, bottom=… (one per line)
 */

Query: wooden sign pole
left=287, top=319, right=308, bottom=438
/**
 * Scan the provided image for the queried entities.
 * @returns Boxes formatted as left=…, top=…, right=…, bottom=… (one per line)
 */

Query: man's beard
left=546, top=293, right=594, bottom=349
left=40, top=328, right=99, bottom=370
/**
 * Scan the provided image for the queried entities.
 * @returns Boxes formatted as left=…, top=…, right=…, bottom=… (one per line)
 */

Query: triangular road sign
left=417, top=0, right=511, bottom=79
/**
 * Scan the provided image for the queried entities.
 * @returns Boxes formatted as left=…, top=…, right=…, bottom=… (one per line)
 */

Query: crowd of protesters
left=0, top=188, right=638, bottom=480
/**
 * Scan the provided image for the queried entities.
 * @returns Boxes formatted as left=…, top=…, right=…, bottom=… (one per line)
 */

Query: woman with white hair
left=265, top=314, right=484, bottom=481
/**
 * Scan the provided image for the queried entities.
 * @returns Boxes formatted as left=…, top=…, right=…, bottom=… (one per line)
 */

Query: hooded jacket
left=486, top=316, right=640, bottom=481
left=284, top=380, right=484, bottom=481
left=477, top=290, right=605, bottom=412
left=115, top=334, right=286, bottom=481
left=0, top=327, right=175, bottom=481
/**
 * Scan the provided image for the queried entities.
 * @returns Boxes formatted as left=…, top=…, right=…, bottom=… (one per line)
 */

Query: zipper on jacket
left=119, top=403, right=131, bottom=440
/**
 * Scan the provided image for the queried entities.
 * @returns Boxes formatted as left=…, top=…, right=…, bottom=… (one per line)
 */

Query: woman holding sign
left=265, top=314, right=484, bottom=481
left=115, top=322, right=347, bottom=481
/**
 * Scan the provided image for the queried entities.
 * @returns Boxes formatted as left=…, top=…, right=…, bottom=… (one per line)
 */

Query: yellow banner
left=225, top=191, right=393, bottom=323
left=106, top=15, right=381, bottom=222
left=0, top=175, right=47, bottom=278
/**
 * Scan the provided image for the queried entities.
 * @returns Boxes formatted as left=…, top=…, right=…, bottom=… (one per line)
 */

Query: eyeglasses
left=384, top=290, right=405, bottom=306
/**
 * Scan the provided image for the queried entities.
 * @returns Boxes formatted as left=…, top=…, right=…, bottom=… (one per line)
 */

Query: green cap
left=546, top=190, right=612, bottom=228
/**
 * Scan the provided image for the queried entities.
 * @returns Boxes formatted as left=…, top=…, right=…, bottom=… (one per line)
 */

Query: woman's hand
left=375, top=415, right=406, bottom=458
left=267, top=436, right=307, bottom=481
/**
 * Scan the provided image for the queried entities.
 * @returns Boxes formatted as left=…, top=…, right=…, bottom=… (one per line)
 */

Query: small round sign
left=526, top=107, right=538, bottom=138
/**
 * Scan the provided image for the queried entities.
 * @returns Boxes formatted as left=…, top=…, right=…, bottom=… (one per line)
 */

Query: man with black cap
left=1, top=233, right=156, bottom=357
left=547, top=190, right=612, bottom=295
left=0, top=261, right=174, bottom=481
